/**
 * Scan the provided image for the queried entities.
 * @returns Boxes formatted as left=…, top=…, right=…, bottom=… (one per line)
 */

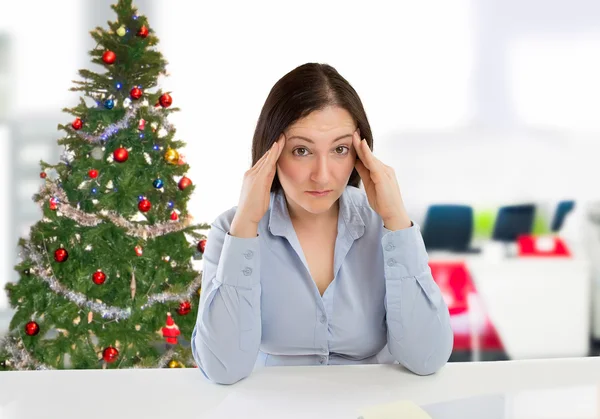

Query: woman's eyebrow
left=286, top=134, right=353, bottom=144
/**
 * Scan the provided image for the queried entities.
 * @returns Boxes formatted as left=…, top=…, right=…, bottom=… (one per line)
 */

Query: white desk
left=1, top=358, right=599, bottom=418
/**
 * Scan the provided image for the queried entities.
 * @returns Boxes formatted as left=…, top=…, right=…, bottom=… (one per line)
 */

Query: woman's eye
left=292, top=146, right=349, bottom=157
left=293, top=147, right=309, bottom=156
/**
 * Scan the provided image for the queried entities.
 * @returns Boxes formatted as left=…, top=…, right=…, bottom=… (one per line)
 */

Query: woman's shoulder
left=210, top=206, right=238, bottom=233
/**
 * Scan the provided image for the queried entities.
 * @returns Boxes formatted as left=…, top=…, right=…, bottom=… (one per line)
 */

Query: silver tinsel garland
left=1, top=336, right=52, bottom=370
left=39, top=182, right=195, bottom=240
left=2, top=335, right=196, bottom=370
left=74, top=103, right=140, bottom=144
left=20, top=242, right=202, bottom=320
left=73, top=99, right=176, bottom=144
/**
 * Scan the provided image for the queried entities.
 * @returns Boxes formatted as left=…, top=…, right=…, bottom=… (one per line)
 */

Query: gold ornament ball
left=164, top=148, right=180, bottom=165
left=168, top=360, right=178, bottom=368
left=116, top=26, right=127, bottom=37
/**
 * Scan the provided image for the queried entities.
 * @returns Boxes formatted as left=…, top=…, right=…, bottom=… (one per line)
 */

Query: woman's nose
left=310, top=155, right=331, bottom=184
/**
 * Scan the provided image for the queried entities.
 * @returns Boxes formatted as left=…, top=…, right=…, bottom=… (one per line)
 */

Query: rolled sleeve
left=382, top=221, right=453, bottom=375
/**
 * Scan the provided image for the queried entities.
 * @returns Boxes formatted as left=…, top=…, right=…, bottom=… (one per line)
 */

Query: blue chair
left=551, top=200, right=575, bottom=233
left=422, top=205, right=475, bottom=252
left=492, top=204, right=536, bottom=243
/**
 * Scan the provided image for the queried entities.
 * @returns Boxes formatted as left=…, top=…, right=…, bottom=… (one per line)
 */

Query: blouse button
left=385, top=243, right=395, bottom=251
left=242, top=267, right=252, bottom=276
left=320, top=315, right=327, bottom=324
left=387, top=259, right=396, bottom=267
left=244, top=250, right=254, bottom=259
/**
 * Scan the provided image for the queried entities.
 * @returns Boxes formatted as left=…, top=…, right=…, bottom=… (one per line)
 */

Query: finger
left=352, top=131, right=370, bottom=169
left=357, top=135, right=385, bottom=172
left=252, top=139, right=278, bottom=171
left=355, top=159, right=373, bottom=190
left=275, top=133, right=286, bottom=160
left=259, top=141, right=279, bottom=174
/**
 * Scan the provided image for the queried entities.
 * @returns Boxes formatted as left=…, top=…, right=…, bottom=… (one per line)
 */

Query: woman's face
left=276, top=106, right=358, bottom=220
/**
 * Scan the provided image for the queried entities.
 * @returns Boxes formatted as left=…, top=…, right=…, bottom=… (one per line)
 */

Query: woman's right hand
left=231, top=134, right=286, bottom=235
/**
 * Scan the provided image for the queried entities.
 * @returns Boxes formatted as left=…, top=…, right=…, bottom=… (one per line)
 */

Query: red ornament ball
left=159, top=93, right=172, bottom=108
left=138, top=198, right=151, bottom=213
left=72, top=118, right=83, bottom=130
left=177, top=301, right=192, bottom=316
left=102, top=346, right=119, bottom=363
left=102, top=50, right=116, bottom=64
left=54, top=248, right=69, bottom=263
left=40, top=172, right=47, bottom=179
left=178, top=176, right=192, bottom=191
left=130, top=87, right=143, bottom=100
left=197, top=239, right=206, bottom=254
left=170, top=211, right=178, bottom=221
left=113, top=147, right=129, bottom=163
left=25, top=321, right=40, bottom=336
left=49, top=198, right=58, bottom=211
left=134, top=245, right=143, bottom=257
left=92, top=270, right=107, bottom=285
left=88, top=169, right=98, bottom=179
left=137, top=25, right=149, bottom=38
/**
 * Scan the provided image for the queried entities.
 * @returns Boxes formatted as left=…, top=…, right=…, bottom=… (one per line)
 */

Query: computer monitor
left=492, top=204, right=536, bottom=243
left=422, top=204, right=474, bottom=252
left=551, top=200, right=575, bottom=232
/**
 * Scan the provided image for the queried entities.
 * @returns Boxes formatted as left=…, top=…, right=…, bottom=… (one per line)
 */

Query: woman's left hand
left=352, top=130, right=412, bottom=231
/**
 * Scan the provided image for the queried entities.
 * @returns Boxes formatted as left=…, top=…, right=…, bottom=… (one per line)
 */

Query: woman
left=191, top=63, right=453, bottom=385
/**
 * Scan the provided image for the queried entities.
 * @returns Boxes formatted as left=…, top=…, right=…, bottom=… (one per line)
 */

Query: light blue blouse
left=192, top=185, right=453, bottom=384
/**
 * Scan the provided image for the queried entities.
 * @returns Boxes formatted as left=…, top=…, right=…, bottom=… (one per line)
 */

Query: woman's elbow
left=200, top=364, right=251, bottom=385
left=417, top=329, right=454, bottom=375
left=393, top=323, right=454, bottom=376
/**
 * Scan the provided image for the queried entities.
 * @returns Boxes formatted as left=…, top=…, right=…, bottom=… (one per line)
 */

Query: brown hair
left=251, top=63, right=374, bottom=192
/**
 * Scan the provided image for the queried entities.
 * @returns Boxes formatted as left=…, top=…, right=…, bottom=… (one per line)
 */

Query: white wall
left=0, top=0, right=83, bottom=310
left=153, top=0, right=600, bottom=227
left=154, top=0, right=474, bottom=225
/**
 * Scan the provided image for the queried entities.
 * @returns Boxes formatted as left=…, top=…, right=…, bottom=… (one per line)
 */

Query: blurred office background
left=1, top=0, right=599, bottom=363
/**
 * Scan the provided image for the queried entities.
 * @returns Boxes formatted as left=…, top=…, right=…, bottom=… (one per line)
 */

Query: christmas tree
left=0, top=0, right=209, bottom=370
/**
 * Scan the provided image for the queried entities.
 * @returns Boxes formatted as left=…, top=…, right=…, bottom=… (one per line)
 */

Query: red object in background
left=159, top=93, right=172, bottom=108
left=113, top=147, right=129, bottom=163
left=92, top=270, right=107, bottom=285
left=197, top=239, right=206, bottom=254
left=177, top=301, right=191, bottom=316
left=137, top=25, right=149, bottom=38
left=429, top=261, right=503, bottom=352
left=517, top=235, right=571, bottom=257
left=130, top=87, right=143, bottom=100
left=138, top=198, right=151, bottom=213
left=102, top=50, right=116, bottom=64
left=72, top=117, right=83, bottom=130
left=103, top=347, right=119, bottom=363
left=25, top=321, right=40, bottom=336
left=162, top=313, right=181, bottom=344
left=54, top=248, right=69, bottom=263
